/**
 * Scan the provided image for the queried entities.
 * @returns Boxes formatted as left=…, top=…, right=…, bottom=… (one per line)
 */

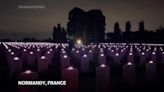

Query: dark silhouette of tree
left=125, top=21, right=131, bottom=32
left=139, top=20, right=145, bottom=31
left=67, top=7, right=106, bottom=43
left=67, top=7, right=86, bottom=43
left=86, top=9, right=106, bottom=43
left=53, top=24, right=67, bottom=43
left=114, top=22, right=121, bottom=34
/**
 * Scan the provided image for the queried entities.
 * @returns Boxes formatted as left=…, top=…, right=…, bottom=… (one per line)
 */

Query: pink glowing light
left=67, top=66, right=74, bottom=70
left=24, top=70, right=32, bottom=74
left=8, top=49, right=11, bottom=52
left=30, top=51, right=34, bottom=55
left=63, top=55, right=68, bottom=58
left=142, top=52, right=145, bottom=55
left=47, top=51, right=51, bottom=54
left=149, top=60, right=154, bottom=64
left=14, top=57, right=19, bottom=60
left=100, top=54, right=104, bottom=57
left=100, top=64, right=106, bottom=67
left=23, top=49, right=27, bottom=52
left=127, top=62, right=132, bottom=65
left=83, top=54, right=87, bottom=57
left=37, top=49, right=40, bottom=51
left=115, top=53, right=119, bottom=56
left=41, top=56, right=46, bottom=59
left=152, top=52, right=156, bottom=55
left=11, top=52, right=14, bottom=55
left=129, top=53, right=133, bottom=56
left=76, top=51, right=79, bottom=53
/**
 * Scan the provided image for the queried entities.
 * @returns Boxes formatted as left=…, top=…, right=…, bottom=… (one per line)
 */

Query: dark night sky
left=0, top=0, right=164, bottom=40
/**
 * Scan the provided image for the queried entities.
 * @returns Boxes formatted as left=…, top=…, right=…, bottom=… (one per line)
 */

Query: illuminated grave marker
left=62, top=66, right=79, bottom=92
left=98, top=53, right=106, bottom=65
left=139, top=52, right=146, bottom=65
left=80, top=54, right=89, bottom=73
left=96, top=64, right=110, bottom=92
left=60, top=54, right=70, bottom=71
left=17, top=70, right=38, bottom=92
left=123, top=62, right=135, bottom=85
left=151, top=52, right=157, bottom=62
left=27, top=51, right=36, bottom=66
left=145, top=60, right=156, bottom=83
left=10, top=57, right=23, bottom=76
left=127, top=52, right=134, bottom=63
left=37, top=56, right=49, bottom=74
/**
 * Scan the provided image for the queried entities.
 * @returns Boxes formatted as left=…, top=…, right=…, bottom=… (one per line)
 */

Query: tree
left=114, top=22, right=121, bottom=34
left=139, top=20, right=145, bottom=31
left=125, top=21, right=131, bottom=32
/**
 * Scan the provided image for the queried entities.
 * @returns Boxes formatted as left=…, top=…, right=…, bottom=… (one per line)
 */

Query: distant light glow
left=50, top=49, right=53, bottom=51
left=23, top=49, right=27, bottom=52
left=62, top=51, right=66, bottom=54
left=76, top=39, right=82, bottom=45
left=37, top=49, right=40, bottom=51
left=152, top=52, right=156, bottom=55
left=127, top=62, right=132, bottom=65
left=149, top=60, right=154, bottom=64
left=11, top=52, right=14, bottom=55
left=129, top=53, right=133, bottom=56
left=41, top=56, right=46, bottom=59
left=63, top=55, right=68, bottom=58
left=83, top=54, right=87, bottom=57
left=100, top=64, right=106, bottom=67
left=72, top=48, right=75, bottom=51
left=162, top=52, right=164, bottom=55
left=76, top=50, right=79, bottom=53
left=67, top=66, right=74, bottom=70
left=8, top=49, right=11, bottom=52
left=100, top=54, right=104, bottom=57
left=115, top=53, right=119, bottom=56
left=82, top=48, right=85, bottom=51
left=14, top=57, right=19, bottom=60
left=47, top=51, right=51, bottom=54
left=142, top=52, right=145, bottom=55
left=30, top=51, right=34, bottom=54
left=24, top=70, right=32, bottom=74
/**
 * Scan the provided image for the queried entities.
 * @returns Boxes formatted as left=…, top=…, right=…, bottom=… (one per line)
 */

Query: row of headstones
left=5, top=48, right=54, bottom=77
left=15, top=61, right=156, bottom=92
left=70, top=45, right=164, bottom=66
left=2, top=42, right=163, bottom=92
left=5, top=43, right=164, bottom=77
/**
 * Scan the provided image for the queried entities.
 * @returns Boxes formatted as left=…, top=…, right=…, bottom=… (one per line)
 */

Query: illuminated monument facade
left=67, top=7, right=106, bottom=44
